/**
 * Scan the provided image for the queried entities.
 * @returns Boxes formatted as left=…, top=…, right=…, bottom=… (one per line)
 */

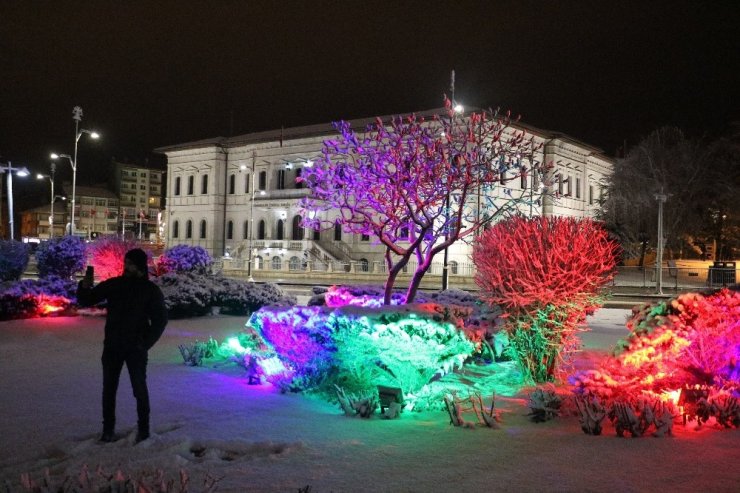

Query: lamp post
left=36, top=162, right=57, bottom=238
left=442, top=70, right=464, bottom=291
left=246, top=153, right=266, bottom=282
left=654, top=187, right=668, bottom=295
left=0, top=161, right=30, bottom=240
left=53, top=106, right=99, bottom=236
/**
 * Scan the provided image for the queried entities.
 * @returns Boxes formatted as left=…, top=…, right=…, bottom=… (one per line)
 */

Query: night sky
left=1, top=1, right=738, bottom=210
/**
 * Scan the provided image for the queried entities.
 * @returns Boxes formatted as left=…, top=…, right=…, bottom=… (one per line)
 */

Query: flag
left=91, top=209, right=96, bottom=217
left=139, top=210, right=145, bottom=219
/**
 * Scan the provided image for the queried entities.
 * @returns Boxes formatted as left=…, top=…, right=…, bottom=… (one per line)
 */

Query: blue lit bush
left=0, top=240, right=30, bottom=281
left=0, top=275, right=76, bottom=320
left=157, top=245, right=213, bottom=274
left=36, top=236, right=87, bottom=279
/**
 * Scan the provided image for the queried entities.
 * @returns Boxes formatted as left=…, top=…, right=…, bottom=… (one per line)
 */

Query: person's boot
left=99, top=430, right=116, bottom=443
left=135, top=421, right=150, bottom=444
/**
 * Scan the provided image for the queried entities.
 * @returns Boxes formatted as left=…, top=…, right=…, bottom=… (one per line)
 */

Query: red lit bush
left=87, top=237, right=140, bottom=281
left=473, top=216, right=618, bottom=382
left=571, top=288, right=740, bottom=402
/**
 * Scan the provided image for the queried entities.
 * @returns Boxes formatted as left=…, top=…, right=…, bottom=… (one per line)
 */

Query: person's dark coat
left=77, top=276, right=167, bottom=350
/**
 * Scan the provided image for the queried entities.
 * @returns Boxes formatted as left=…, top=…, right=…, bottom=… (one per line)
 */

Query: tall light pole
left=654, top=187, right=668, bottom=295
left=54, top=106, right=99, bottom=236
left=442, top=69, right=464, bottom=291
left=246, top=152, right=265, bottom=282
left=0, top=161, right=30, bottom=240
left=37, top=162, right=57, bottom=238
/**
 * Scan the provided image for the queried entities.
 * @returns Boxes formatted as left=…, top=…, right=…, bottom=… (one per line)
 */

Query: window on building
left=276, top=219, right=284, bottom=240
left=199, top=219, right=207, bottom=239
left=243, top=220, right=249, bottom=239
left=289, top=256, right=301, bottom=271
left=295, top=168, right=303, bottom=189
left=361, top=233, right=370, bottom=241
left=187, top=176, right=194, bottom=195
left=557, top=174, right=563, bottom=195
left=131, top=171, right=137, bottom=177
left=399, top=226, right=409, bottom=240
left=227, top=220, right=233, bottom=240
left=589, top=185, right=594, bottom=205
left=258, top=171, right=267, bottom=190
left=567, top=175, right=572, bottom=196
left=276, top=169, right=286, bottom=190
left=174, top=177, right=181, bottom=196
left=229, top=174, right=235, bottom=194
left=141, top=172, right=146, bottom=177
left=173, top=220, right=180, bottom=238
left=359, top=258, right=369, bottom=272
left=500, top=170, right=508, bottom=185
left=186, top=220, right=193, bottom=239
left=244, top=173, right=250, bottom=193
left=201, top=174, right=209, bottom=194
left=271, top=256, right=281, bottom=270
left=533, top=168, right=540, bottom=190
left=140, top=185, right=146, bottom=190
left=576, top=178, right=581, bottom=199
left=334, top=222, right=342, bottom=241
left=313, top=228, right=320, bottom=241
left=292, top=215, right=303, bottom=240
left=450, top=260, right=459, bottom=275
left=258, top=220, right=266, bottom=240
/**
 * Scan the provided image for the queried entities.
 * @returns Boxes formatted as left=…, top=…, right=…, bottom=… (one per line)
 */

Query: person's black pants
left=101, top=346, right=149, bottom=434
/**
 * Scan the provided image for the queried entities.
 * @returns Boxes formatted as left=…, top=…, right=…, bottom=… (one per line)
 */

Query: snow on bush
left=0, top=240, right=30, bottom=281
left=157, top=244, right=213, bottom=274
left=35, top=235, right=87, bottom=279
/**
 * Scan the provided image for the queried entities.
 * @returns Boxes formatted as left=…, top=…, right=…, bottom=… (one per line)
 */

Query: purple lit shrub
left=0, top=276, right=75, bottom=320
left=36, top=236, right=87, bottom=279
left=247, top=304, right=476, bottom=404
left=248, top=306, right=337, bottom=392
left=0, top=240, right=30, bottom=281
left=157, top=245, right=212, bottom=274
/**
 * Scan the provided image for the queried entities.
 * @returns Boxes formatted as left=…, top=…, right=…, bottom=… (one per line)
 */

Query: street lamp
left=654, top=187, right=668, bottom=295
left=37, top=162, right=57, bottom=238
left=0, top=161, right=30, bottom=240
left=52, top=106, right=100, bottom=236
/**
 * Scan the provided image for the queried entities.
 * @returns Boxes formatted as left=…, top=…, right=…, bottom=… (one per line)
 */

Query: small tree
left=0, top=240, right=30, bottom=281
left=157, top=245, right=212, bottom=274
left=473, top=216, right=618, bottom=382
left=301, top=97, right=543, bottom=304
left=36, top=236, right=87, bottom=279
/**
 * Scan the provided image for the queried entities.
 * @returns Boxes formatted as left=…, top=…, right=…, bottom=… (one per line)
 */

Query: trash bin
left=708, top=261, right=736, bottom=287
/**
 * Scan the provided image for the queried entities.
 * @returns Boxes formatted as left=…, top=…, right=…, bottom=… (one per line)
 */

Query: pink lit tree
left=301, top=98, right=545, bottom=304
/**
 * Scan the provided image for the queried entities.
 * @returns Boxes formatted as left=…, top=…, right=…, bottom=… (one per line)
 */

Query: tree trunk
left=405, top=260, right=432, bottom=304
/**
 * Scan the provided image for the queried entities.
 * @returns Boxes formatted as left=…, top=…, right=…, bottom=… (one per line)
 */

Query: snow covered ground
left=1, top=308, right=738, bottom=492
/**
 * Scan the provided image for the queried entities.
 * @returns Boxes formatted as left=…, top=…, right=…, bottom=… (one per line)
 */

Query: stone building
left=156, top=110, right=613, bottom=287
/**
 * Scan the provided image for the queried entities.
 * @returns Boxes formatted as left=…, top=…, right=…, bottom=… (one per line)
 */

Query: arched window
left=258, top=220, right=266, bottom=240
left=174, top=177, right=181, bottom=196
left=289, top=256, right=301, bottom=271
left=359, top=258, right=369, bottom=272
left=201, top=174, right=209, bottom=194
left=254, top=255, right=263, bottom=270
left=199, top=219, right=207, bottom=239
left=271, top=256, right=281, bottom=270
left=243, top=220, right=249, bottom=239
left=228, top=174, right=235, bottom=194
left=227, top=220, right=233, bottom=240
left=258, top=171, right=267, bottom=190
left=244, top=173, right=250, bottom=193
left=334, top=222, right=342, bottom=241
left=313, top=228, right=320, bottom=241
left=187, top=176, right=194, bottom=195
left=186, top=220, right=193, bottom=239
left=295, top=168, right=303, bottom=189
left=172, top=220, right=180, bottom=238
left=450, top=260, right=459, bottom=275
left=292, top=215, right=303, bottom=240
left=276, top=219, right=284, bottom=240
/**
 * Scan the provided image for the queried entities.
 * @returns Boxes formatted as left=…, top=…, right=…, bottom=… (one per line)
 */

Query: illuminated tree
left=88, top=237, right=139, bottom=281
left=301, top=98, right=543, bottom=304
left=473, top=216, right=618, bottom=382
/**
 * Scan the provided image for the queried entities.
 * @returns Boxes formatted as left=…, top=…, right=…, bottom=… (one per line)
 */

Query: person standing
left=77, top=248, right=168, bottom=443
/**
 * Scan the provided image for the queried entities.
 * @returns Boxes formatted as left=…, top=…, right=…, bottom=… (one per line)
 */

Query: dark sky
left=1, top=0, right=738, bottom=208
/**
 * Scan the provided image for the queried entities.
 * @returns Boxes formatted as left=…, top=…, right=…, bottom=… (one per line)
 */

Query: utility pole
left=654, top=187, right=668, bottom=295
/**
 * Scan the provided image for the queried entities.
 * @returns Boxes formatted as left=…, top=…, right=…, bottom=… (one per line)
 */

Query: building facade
left=20, top=203, right=67, bottom=239
left=156, top=112, right=613, bottom=285
left=109, top=160, right=164, bottom=241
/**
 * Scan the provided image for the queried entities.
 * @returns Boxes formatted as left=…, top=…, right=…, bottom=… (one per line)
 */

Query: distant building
left=156, top=109, right=613, bottom=287
left=20, top=203, right=67, bottom=239
left=108, top=160, right=165, bottom=241
left=60, top=184, right=119, bottom=239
